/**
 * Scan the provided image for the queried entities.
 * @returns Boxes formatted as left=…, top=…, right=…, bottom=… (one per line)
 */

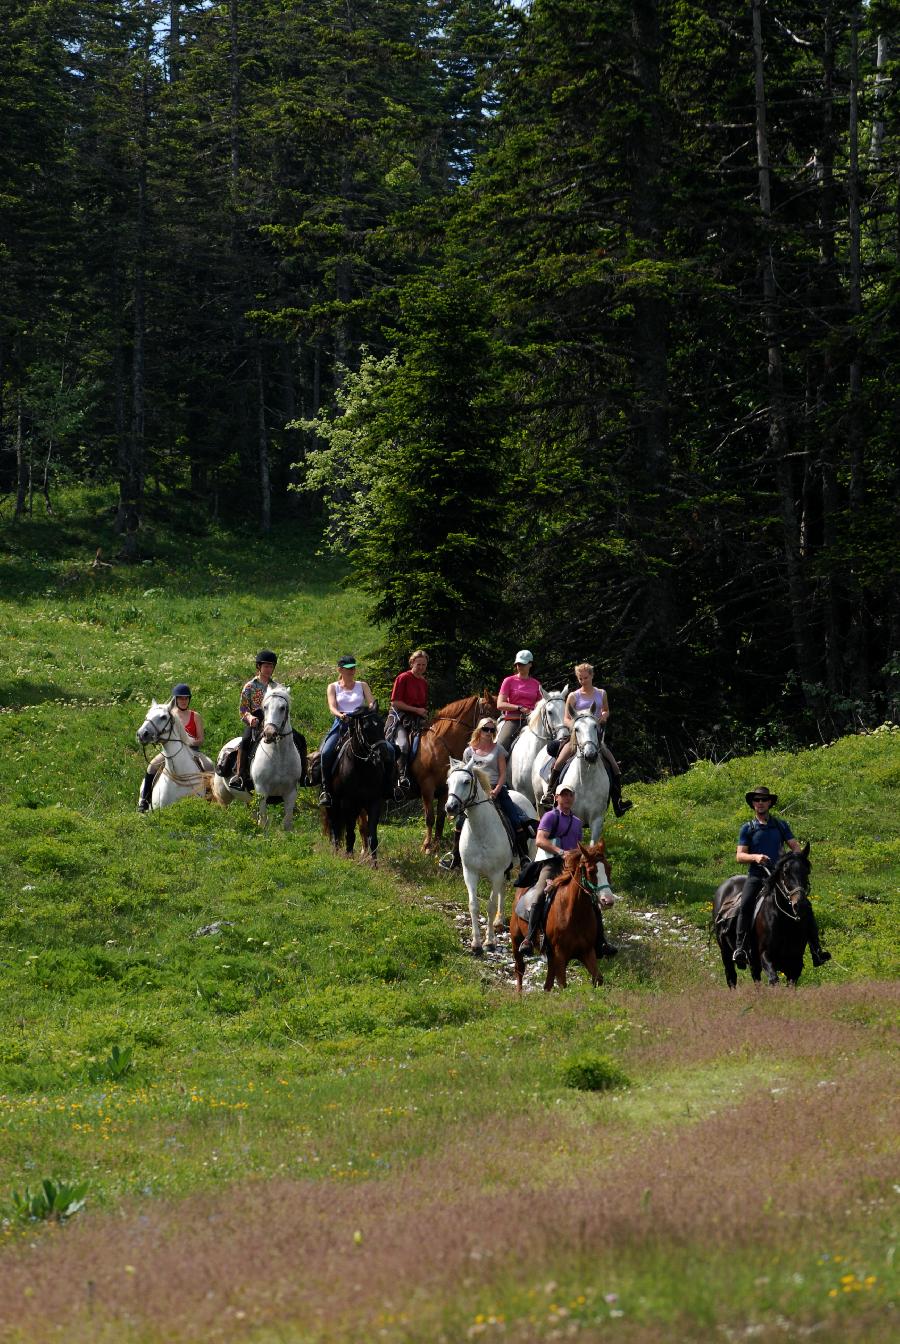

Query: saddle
left=715, top=881, right=766, bottom=934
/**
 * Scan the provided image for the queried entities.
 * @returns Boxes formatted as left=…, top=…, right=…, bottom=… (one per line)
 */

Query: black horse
left=323, top=706, right=392, bottom=864
left=713, top=845, right=815, bottom=987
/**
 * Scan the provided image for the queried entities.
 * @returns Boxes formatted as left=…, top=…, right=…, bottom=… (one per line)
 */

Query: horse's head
left=532, top=689, right=568, bottom=739
left=261, top=685, right=291, bottom=742
left=770, top=844, right=811, bottom=915
left=349, top=704, right=384, bottom=745
left=571, top=710, right=599, bottom=762
left=136, top=700, right=174, bottom=746
left=445, top=759, right=481, bottom=817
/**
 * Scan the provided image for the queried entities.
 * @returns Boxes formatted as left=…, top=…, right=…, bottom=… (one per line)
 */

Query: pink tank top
left=574, top=688, right=604, bottom=715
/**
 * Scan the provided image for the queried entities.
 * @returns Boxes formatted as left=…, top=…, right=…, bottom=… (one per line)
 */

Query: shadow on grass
left=0, top=680, right=110, bottom=710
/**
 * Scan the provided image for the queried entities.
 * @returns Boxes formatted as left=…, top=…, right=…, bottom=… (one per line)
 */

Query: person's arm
left=392, top=698, right=427, bottom=716
left=492, top=751, right=508, bottom=796
left=736, top=843, right=770, bottom=865
left=787, top=838, right=802, bottom=855
left=326, top=682, right=342, bottom=718
left=240, top=684, right=259, bottom=727
left=536, top=826, right=564, bottom=858
left=190, top=712, right=205, bottom=746
left=598, top=690, right=609, bottom=725
left=563, top=691, right=576, bottom=727
left=496, top=679, right=518, bottom=715
left=360, top=680, right=376, bottom=709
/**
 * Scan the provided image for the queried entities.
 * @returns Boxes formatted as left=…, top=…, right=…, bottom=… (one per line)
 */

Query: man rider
left=734, top=786, right=831, bottom=968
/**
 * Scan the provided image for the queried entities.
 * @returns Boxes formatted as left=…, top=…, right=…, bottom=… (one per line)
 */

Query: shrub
left=561, top=1054, right=631, bottom=1093
left=10, top=1178, right=88, bottom=1223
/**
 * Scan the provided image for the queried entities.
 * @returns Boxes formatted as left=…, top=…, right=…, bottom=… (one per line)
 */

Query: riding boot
left=608, top=770, right=633, bottom=817
left=539, top=765, right=560, bottom=809
left=137, top=769, right=155, bottom=813
left=733, top=901, right=753, bottom=969
left=228, top=750, right=245, bottom=791
left=519, top=892, right=546, bottom=958
left=514, top=827, right=531, bottom=876
left=805, top=909, right=831, bottom=967
left=438, top=824, right=462, bottom=872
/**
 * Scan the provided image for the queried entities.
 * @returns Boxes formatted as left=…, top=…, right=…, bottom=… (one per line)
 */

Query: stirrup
left=437, top=851, right=457, bottom=871
left=539, top=790, right=554, bottom=808
left=228, top=776, right=244, bottom=791
left=811, top=947, right=831, bottom=967
left=137, top=799, right=150, bottom=813
left=397, top=776, right=412, bottom=792
left=733, top=945, right=748, bottom=968
left=613, top=798, right=633, bottom=817
left=318, top=790, right=332, bottom=807
left=519, top=939, right=534, bottom=957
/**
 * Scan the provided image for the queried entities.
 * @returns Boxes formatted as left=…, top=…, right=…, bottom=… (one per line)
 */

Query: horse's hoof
left=471, top=945, right=484, bottom=958
left=485, top=941, right=496, bottom=953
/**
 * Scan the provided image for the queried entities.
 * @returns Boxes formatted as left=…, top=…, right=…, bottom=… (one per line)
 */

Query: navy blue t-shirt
left=738, top=815, right=794, bottom=866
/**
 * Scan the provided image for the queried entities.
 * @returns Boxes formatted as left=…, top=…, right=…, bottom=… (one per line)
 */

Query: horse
left=533, top=711, right=609, bottom=842
left=135, top=701, right=214, bottom=810
left=508, top=691, right=570, bottom=807
left=211, top=686, right=306, bottom=830
left=325, top=705, right=391, bottom=864
left=401, top=693, right=497, bottom=855
left=712, top=845, right=813, bottom=988
left=510, top=842, right=613, bottom=992
left=445, top=760, right=537, bottom=956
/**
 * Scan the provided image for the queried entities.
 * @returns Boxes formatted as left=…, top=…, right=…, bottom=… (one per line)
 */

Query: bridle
left=765, top=860, right=808, bottom=922
left=523, top=695, right=567, bottom=744
left=139, top=706, right=205, bottom=785
left=446, top=764, right=492, bottom=815
left=261, top=689, right=292, bottom=741
left=571, top=712, right=600, bottom=760
left=344, top=709, right=384, bottom=765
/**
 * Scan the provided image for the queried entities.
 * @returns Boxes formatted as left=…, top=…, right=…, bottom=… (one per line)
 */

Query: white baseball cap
left=514, top=649, right=534, bottom=665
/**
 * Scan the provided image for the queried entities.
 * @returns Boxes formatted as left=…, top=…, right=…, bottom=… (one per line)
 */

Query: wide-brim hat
left=745, top=785, right=778, bottom=807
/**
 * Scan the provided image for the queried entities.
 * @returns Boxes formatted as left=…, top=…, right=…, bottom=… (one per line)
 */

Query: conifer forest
left=2, top=1, right=898, bottom=773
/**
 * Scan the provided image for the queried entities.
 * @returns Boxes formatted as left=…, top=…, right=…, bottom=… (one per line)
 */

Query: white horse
left=508, top=690, right=570, bottom=807
left=210, top=685, right=305, bottom=830
left=135, top=701, right=214, bottom=810
left=445, top=761, right=537, bottom=956
left=532, top=711, right=609, bottom=843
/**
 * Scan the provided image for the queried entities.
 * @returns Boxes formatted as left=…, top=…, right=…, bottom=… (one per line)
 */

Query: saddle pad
left=538, top=756, right=553, bottom=782
left=514, top=886, right=541, bottom=921
left=215, top=737, right=241, bottom=776
left=715, top=884, right=766, bottom=932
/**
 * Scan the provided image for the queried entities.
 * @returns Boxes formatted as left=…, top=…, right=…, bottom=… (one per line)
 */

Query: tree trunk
left=751, top=0, right=818, bottom=694
left=869, top=33, right=889, bottom=165
left=168, top=2, right=181, bottom=83
left=14, top=395, right=28, bottom=519
left=256, top=345, right=271, bottom=534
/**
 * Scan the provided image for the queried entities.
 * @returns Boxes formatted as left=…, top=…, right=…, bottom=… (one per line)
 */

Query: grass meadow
left=1, top=491, right=897, bottom=1342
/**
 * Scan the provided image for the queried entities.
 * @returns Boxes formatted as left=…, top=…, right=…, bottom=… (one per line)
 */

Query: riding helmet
left=171, top=683, right=192, bottom=699
left=256, top=650, right=278, bottom=666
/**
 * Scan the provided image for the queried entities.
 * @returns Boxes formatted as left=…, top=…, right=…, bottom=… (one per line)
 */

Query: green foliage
left=10, top=1177, right=88, bottom=1224
left=560, top=1053, right=630, bottom=1093
left=84, top=1043, right=134, bottom=1084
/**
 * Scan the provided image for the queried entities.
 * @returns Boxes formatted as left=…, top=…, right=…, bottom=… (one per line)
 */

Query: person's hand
left=251, top=715, right=260, bottom=728
left=599, top=892, right=614, bottom=909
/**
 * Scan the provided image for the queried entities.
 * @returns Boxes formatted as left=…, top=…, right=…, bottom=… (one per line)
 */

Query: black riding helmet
left=256, top=650, right=278, bottom=666
left=171, top=683, right=192, bottom=699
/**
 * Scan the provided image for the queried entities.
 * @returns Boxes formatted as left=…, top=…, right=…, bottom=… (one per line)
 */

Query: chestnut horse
left=409, top=693, right=498, bottom=854
left=511, top=842, right=613, bottom=992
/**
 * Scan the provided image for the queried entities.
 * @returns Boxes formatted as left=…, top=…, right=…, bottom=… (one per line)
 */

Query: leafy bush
left=85, top=1042, right=134, bottom=1083
left=561, top=1054, right=631, bottom=1093
left=11, top=1178, right=88, bottom=1223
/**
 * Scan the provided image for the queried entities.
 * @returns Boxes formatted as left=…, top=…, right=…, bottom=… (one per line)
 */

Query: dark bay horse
left=324, top=706, right=391, bottom=865
left=409, top=693, right=498, bottom=854
left=713, top=845, right=813, bottom=987
left=511, top=842, right=613, bottom=992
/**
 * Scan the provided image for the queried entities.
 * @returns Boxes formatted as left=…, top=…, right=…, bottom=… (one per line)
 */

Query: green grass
left=0, top=490, right=897, bottom=1342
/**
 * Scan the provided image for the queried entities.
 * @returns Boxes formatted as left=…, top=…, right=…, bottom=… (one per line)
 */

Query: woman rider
left=386, top=649, right=429, bottom=794
left=540, top=662, right=633, bottom=817
left=229, top=650, right=278, bottom=791
left=318, top=655, right=377, bottom=807
left=496, top=650, right=545, bottom=753
left=438, top=717, right=537, bottom=873
left=138, top=683, right=206, bottom=812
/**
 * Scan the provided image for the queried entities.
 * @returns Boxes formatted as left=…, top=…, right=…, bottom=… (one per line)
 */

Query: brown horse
left=511, top=842, right=613, bottom=992
left=409, top=692, right=498, bottom=854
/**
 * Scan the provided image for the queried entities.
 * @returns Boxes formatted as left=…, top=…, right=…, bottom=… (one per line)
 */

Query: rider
left=734, top=786, right=831, bottom=969
left=438, top=716, right=537, bottom=873
left=517, top=783, right=617, bottom=959
left=229, top=650, right=279, bottom=791
left=496, top=650, right=545, bottom=754
left=540, top=662, right=633, bottom=817
left=138, top=683, right=206, bottom=812
left=386, top=649, right=429, bottom=794
left=318, top=655, right=377, bottom=807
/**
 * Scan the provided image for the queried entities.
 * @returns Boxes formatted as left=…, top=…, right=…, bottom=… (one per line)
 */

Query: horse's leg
left=420, top=783, right=435, bottom=854
left=511, top=919, right=526, bottom=992
left=759, top=948, right=779, bottom=986
left=463, top=868, right=483, bottom=955
left=543, top=949, right=557, bottom=992
left=257, top=794, right=269, bottom=829
left=582, top=949, right=602, bottom=988
left=719, top=938, right=738, bottom=989
left=367, top=799, right=381, bottom=868
left=433, top=787, right=448, bottom=851
left=345, top=807, right=355, bottom=858
left=485, top=880, right=502, bottom=952
left=282, top=785, right=298, bottom=833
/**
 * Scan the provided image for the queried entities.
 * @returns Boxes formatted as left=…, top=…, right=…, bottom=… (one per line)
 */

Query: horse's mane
left=153, top=700, right=193, bottom=744
left=264, top=684, right=291, bottom=702
left=470, top=764, right=493, bottom=795
left=527, top=691, right=564, bottom=730
left=433, top=694, right=480, bottom=720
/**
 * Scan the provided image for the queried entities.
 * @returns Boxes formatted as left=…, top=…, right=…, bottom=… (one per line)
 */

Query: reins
left=140, top=709, right=207, bottom=785
left=764, top=861, right=808, bottom=922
